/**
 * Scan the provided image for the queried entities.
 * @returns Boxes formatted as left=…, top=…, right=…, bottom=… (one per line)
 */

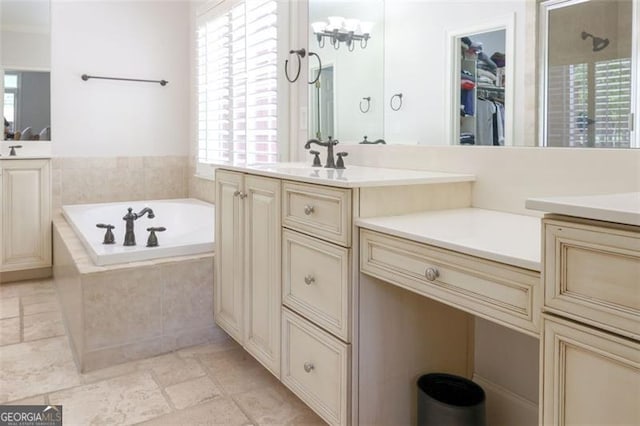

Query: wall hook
left=359, top=97, right=371, bottom=113
left=390, top=93, right=403, bottom=111
left=285, top=48, right=306, bottom=83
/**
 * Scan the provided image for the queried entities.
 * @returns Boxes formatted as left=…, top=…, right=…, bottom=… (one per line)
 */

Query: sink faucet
left=304, top=137, right=339, bottom=168
left=122, top=207, right=155, bottom=246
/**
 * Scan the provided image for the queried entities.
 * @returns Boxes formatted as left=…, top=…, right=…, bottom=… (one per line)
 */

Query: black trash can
left=417, top=373, right=486, bottom=426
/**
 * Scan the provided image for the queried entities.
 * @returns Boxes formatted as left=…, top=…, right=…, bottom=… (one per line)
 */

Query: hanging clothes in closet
left=476, top=97, right=504, bottom=146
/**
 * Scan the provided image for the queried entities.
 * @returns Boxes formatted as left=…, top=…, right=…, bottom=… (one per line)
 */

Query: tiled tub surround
left=51, top=156, right=189, bottom=210
left=52, top=213, right=219, bottom=372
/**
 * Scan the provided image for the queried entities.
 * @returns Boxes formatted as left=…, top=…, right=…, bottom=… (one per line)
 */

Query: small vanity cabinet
left=540, top=215, right=640, bottom=425
left=214, top=169, right=282, bottom=375
left=0, top=159, right=52, bottom=279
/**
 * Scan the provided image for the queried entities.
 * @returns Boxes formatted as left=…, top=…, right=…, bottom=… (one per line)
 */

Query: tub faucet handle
left=146, top=227, right=166, bottom=247
left=96, top=223, right=116, bottom=244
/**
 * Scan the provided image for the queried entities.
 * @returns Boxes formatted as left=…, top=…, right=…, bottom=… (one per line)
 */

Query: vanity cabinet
left=280, top=181, right=353, bottom=426
left=540, top=216, right=640, bottom=425
left=0, top=159, right=51, bottom=276
left=214, top=169, right=282, bottom=376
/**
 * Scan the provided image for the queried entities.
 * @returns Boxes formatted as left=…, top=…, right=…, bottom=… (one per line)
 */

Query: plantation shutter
left=197, top=0, right=278, bottom=165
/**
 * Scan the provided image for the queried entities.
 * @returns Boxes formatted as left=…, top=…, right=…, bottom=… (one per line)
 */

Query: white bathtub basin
left=62, top=198, right=214, bottom=266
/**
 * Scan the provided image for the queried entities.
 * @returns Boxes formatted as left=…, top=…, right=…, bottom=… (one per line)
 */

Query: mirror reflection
left=308, top=0, right=384, bottom=144
left=306, top=0, right=638, bottom=148
left=540, top=0, right=636, bottom=148
left=1, top=0, right=51, bottom=141
left=457, top=30, right=507, bottom=146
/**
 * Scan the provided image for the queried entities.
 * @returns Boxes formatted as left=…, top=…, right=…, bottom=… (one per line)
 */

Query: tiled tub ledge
left=52, top=214, right=221, bottom=372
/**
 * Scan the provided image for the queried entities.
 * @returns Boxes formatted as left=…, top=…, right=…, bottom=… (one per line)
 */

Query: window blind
left=547, top=59, right=632, bottom=148
left=197, top=0, right=278, bottom=165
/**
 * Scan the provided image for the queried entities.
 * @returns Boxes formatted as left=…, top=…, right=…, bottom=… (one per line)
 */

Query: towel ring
left=390, top=93, right=403, bottom=111
left=359, top=97, right=371, bottom=113
left=285, top=48, right=306, bottom=83
left=308, top=51, right=322, bottom=85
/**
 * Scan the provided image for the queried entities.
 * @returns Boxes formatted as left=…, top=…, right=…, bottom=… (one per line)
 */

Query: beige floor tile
left=0, top=317, right=21, bottom=346
left=164, top=376, right=222, bottom=410
left=211, top=363, right=280, bottom=396
left=0, top=281, right=55, bottom=299
left=23, top=311, right=65, bottom=342
left=49, top=371, right=171, bottom=425
left=0, top=297, right=20, bottom=319
left=136, top=353, right=206, bottom=388
left=197, top=348, right=262, bottom=373
left=22, top=294, right=60, bottom=316
left=0, top=336, right=82, bottom=403
left=3, top=395, right=47, bottom=405
left=176, top=338, right=241, bottom=359
left=233, top=386, right=325, bottom=425
left=137, top=397, right=252, bottom=426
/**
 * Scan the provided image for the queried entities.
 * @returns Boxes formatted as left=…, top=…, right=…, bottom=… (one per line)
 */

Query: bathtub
left=62, top=198, right=214, bottom=266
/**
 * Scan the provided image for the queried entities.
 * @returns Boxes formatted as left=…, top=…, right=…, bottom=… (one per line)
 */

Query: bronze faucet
left=304, top=137, right=339, bottom=168
left=123, top=207, right=155, bottom=246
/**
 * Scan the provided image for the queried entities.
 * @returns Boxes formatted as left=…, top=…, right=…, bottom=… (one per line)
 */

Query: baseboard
left=473, top=373, right=538, bottom=426
left=1, top=267, right=52, bottom=283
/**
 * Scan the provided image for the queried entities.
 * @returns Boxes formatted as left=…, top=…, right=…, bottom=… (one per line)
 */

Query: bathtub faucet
left=122, top=207, right=155, bottom=246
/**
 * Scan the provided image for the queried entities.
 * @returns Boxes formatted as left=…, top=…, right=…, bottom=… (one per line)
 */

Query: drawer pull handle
left=304, top=205, right=315, bottom=215
left=425, top=267, right=440, bottom=281
left=304, top=362, right=315, bottom=373
left=304, top=275, right=315, bottom=285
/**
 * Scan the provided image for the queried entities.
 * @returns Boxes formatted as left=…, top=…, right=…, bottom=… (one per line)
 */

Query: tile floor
left=0, top=279, right=325, bottom=425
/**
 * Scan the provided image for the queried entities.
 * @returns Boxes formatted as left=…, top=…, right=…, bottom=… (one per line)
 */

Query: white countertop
left=0, top=141, right=52, bottom=159
left=356, top=208, right=541, bottom=271
left=215, top=162, right=475, bottom=188
left=526, top=192, right=640, bottom=226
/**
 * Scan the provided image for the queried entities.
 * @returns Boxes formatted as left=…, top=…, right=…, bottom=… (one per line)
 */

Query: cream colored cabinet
left=0, top=159, right=51, bottom=274
left=541, top=216, right=640, bottom=425
left=214, top=170, right=281, bottom=375
left=281, top=181, right=353, bottom=425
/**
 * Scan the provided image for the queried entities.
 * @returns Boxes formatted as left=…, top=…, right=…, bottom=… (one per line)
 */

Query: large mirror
left=308, top=0, right=384, bottom=144
left=306, top=0, right=638, bottom=148
left=1, top=0, right=51, bottom=142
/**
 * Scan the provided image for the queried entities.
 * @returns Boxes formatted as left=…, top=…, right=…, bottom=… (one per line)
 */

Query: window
left=197, top=0, right=279, bottom=168
left=547, top=59, right=632, bottom=148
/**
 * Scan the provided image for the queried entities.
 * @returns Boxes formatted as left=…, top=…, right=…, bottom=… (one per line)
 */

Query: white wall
left=383, top=0, right=530, bottom=146
left=1, top=31, right=51, bottom=70
left=50, top=1, right=190, bottom=157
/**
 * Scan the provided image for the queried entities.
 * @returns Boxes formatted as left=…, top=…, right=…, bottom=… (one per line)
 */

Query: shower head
left=581, top=31, right=609, bottom=52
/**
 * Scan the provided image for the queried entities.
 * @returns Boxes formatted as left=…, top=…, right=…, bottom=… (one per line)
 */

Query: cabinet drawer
left=283, top=229, right=350, bottom=341
left=544, top=219, right=640, bottom=339
left=281, top=308, right=350, bottom=426
left=282, top=182, right=351, bottom=246
left=542, top=314, right=640, bottom=426
left=360, top=229, right=541, bottom=336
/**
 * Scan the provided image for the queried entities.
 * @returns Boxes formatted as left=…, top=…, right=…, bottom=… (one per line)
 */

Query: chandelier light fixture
left=312, top=17, right=374, bottom=51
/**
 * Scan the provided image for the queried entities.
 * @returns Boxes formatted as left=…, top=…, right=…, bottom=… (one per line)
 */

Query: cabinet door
left=542, top=315, right=640, bottom=426
left=1, top=159, right=51, bottom=271
left=214, top=170, right=244, bottom=342
left=243, top=175, right=281, bottom=376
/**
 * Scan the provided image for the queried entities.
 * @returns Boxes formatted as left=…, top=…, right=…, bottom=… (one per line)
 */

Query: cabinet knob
left=233, top=190, right=241, bottom=197
left=304, top=205, right=315, bottom=215
left=233, top=190, right=247, bottom=199
left=425, top=267, right=440, bottom=282
left=304, top=275, right=315, bottom=285
left=304, top=362, right=315, bottom=373
left=239, top=192, right=247, bottom=199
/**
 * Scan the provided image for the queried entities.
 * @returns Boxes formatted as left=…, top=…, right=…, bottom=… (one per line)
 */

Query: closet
left=459, top=31, right=506, bottom=146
